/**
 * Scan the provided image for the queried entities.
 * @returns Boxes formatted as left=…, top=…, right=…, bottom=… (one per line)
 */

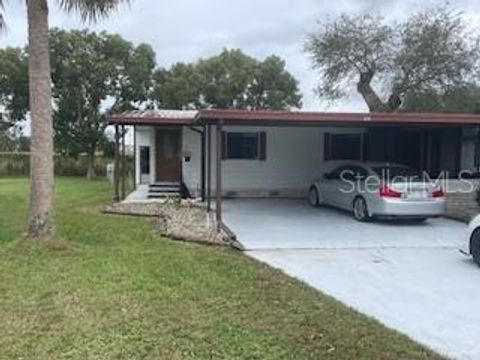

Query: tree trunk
left=357, top=71, right=389, bottom=112
left=86, top=145, right=96, bottom=180
left=26, top=0, right=55, bottom=239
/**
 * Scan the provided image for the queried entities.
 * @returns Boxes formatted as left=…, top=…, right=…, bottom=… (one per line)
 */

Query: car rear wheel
left=353, top=197, right=370, bottom=222
left=471, top=229, right=480, bottom=267
left=308, top=187, right=319, bottom=207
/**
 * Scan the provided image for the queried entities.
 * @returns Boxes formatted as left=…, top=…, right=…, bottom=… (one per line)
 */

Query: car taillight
left=432, top=189, right=445, bottom=198
left=379, top=186, right=403, bottom=198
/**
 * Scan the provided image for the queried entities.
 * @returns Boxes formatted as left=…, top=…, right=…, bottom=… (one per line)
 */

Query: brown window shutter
left=259, top=132, right=267, bottom=160
left=221, top=131, right=227, bottom=160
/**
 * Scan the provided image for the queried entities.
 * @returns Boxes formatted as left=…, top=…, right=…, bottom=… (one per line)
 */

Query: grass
left=0, top=177, right=443, bottom=359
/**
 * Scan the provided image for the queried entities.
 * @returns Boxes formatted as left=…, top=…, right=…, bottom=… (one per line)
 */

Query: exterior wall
left=134, top=126, right=156, bottom=185
left=461, top=128, right=479, bottom=172
left=183, top=126, right=366, bottom=198
left=462, top=140, right=476, bottom=171
left=136, top=125, right=480, bottom=200
left=445, top=179, right=480, bottom=222
left=182, top=127, right=202, bottom=197
left=214, top=126, right=322, bottom=196
left=438, top=129, right=460, bottom=174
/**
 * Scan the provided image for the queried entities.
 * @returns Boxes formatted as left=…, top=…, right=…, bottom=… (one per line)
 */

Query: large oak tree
left=153, top=49, right=302, bottom=110
left=305, top=6, right=479, bottom=112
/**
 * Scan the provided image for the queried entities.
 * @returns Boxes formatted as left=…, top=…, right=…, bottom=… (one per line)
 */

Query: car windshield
left=372, top=166, right=421, bottom=180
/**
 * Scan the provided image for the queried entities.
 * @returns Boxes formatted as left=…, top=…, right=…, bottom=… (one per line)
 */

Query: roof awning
left=108, top=110, right=198, bottom=126
left=107, top=109, right=480, bottom=127
left=194, top=109, right=480, bottom=127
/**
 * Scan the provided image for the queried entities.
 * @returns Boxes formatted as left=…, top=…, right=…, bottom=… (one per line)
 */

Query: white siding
left=134, top=125, right=480, bottom=193
left=135, top=125, right=366, bottom=197
left=134, top=126, right=156, bottom=185
left=182, top=127, right=202, bottom=196
left=183, top=125, right=366, bottom=198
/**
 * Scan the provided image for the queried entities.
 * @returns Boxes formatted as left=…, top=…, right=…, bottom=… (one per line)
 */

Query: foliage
left=0, top=29, right=153, bottom=177
left=49, top=28, right=155, bottom=177
left=249, top=55, right=302, bottom=109
left=402, top=85, right=480, bottom=113
left=108, top=40, right=156, bottom=112
left=1, top=0, right=130, bottom=239
left=153, top=63, right=203, bottom=110
left=0, top=47, right=29, bottom=128
left=196, top=49, right=259, bottom=109
left=0, top=153, right=132, bottom=177
left=0, top=1, right=4, bottom=31
left=153, top=49, right=302, bottom=110
left=305, top=6, right=480, bottom=112
left=0, top=177, right=443, bottom=359
left=0, top=134, right=29, bottom=152
left=56, top=0, right=129, bottom=22
left=50, top=29, right=111, bottom=159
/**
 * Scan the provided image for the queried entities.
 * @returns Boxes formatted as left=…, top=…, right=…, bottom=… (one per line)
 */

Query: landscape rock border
left=103, top=200, right=238, bottom=248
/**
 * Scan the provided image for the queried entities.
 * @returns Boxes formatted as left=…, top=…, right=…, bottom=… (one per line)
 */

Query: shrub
left=0, top=152, right=133, bottom=178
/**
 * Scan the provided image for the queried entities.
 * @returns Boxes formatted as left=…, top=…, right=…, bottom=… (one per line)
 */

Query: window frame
left=139, top=145, right=151, bottom=175
left=222, top=131, right=267, bottom=161
left=324, top=133, right=364, bottom=161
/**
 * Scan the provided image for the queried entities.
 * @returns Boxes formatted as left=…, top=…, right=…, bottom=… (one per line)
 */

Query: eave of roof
left=108, top=115, right=193, bottom=126
left=108, top=110, right=197, bottom=126
left=194, top=109, right=480, bottom=126
left=107, top=108, right=480, bottom=127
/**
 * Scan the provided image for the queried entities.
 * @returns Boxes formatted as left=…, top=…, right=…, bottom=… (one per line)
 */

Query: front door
left=156, top=128, right=182, bottom=182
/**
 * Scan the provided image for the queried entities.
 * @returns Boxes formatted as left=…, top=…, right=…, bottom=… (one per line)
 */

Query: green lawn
left=0, top=178, right=442, bottom=359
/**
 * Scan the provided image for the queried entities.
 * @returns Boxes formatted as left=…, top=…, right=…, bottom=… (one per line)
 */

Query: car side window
left=327, top=167, right=340, bottom=180
left=329, top=165, right=367, bottom=182
left=340, top=166, right=357, bottom=181
left=351, top=166, right=368, bottom=180
left=329, top=166, right=352, bottom=180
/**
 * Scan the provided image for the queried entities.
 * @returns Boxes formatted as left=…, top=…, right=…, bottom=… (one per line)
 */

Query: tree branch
left=356, top=71, right=389, bottom=112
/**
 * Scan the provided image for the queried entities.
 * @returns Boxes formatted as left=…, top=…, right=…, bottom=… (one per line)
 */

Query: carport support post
left=121, top=125, right=127, bottom=200
left=114, top=124, right=120, bottom=202
left=215, top=121, right=223, bottom=224
left=207, top=124, right=212, bottom=211
left=201, top=125, right=206, bottom=201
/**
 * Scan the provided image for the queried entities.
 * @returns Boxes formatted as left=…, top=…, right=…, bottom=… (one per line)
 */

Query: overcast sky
left=2, top=0, right=480, bottom=112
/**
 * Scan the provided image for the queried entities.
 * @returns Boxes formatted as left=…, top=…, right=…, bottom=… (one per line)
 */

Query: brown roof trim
left=196, top=109, right=480, bottom=126
left=107, top=114, right=193, bottom=126
left=107, top=108, right=480, bottom=127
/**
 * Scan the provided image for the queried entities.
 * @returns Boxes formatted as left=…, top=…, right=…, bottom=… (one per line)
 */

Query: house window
left=324, top=133, right=363, bottom=161
left=140, top=146, right=150, bottom=175
left=222, top=132, right=267, bottom=160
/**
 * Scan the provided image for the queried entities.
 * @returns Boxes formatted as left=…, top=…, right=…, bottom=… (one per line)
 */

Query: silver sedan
left=308, top=161, right=446, bottom=222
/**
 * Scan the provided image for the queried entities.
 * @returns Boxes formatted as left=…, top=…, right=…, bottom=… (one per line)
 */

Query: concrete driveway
left=223, top=199, right=480, bottom=360
left=223, top=199, right=464, bottom=250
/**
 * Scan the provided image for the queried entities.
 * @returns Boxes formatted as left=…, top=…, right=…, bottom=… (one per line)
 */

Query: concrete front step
left=148, top=182, right=181, bottom=199
left=150, top=182, right=180, bottom=187
left=148, top=194, right=180, bottom=199
left=149, top=187, right=180, bottom=193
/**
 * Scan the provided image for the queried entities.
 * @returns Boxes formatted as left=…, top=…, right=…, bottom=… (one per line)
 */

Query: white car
left=308, top=161, right=446, bottom=222
left=463, top=214, right=480, bottom=267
